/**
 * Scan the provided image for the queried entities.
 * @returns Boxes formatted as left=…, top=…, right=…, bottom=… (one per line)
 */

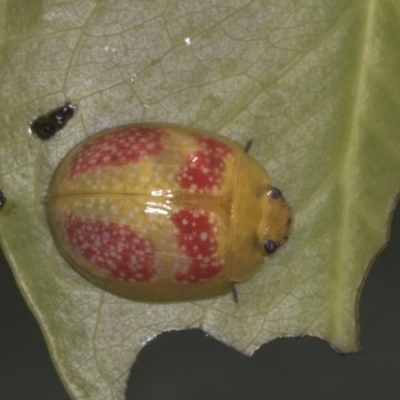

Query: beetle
left=46, top=123, right=293, bottom=302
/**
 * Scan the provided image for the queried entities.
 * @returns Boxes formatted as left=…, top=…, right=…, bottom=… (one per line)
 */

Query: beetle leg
left=244, top=139, right=253, bottom=153
left=0, top=189, right=6, bottom=210
left=232, top=284, right=239, bottom=303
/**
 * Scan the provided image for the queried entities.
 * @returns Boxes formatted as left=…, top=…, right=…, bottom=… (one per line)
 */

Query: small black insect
left=30, top=102, right=76, bottom=140
left=0, top=189, right=6, bottom=210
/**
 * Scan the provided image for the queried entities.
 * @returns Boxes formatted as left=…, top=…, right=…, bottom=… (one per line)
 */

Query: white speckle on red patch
left=175, top=134, right=232, bottom=194
left=64, top=213, right=156, bottom=282
left=170, top=209, right=223, bottom=283
left=68, top=126, right=167, bottom=178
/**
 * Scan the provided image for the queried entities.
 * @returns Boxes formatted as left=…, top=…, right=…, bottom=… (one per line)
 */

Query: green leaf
left=1, top=0, right=399, bottom=399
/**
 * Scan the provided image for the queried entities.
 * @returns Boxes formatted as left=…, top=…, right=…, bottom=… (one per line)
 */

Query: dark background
left=1, top=204, right=400, bottom=400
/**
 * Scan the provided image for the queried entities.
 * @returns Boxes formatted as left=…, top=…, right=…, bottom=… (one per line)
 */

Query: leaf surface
left=0, top=1, right=400, bottom=399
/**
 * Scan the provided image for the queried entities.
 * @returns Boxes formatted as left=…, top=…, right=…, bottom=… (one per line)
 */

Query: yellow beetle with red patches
left=46, top=123, right=293, bottom=302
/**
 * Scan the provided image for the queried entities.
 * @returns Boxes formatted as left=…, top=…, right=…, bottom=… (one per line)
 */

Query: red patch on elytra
left=171, top=209, right=223, bottom=283
left=69, top=126, right=167, bottom=178
left=175, top=134, right=232, bottom=193
left=65, top=214, right=155, bottom=282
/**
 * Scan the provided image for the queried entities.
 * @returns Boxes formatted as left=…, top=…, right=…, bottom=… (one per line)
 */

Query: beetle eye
left=264, top=240, right=277, bottom=254
left=267, top=187, right=282, bottom=199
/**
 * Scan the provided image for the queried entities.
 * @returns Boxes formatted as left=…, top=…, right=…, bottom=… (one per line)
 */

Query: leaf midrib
left=333, top=0, right=377, bottom=346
